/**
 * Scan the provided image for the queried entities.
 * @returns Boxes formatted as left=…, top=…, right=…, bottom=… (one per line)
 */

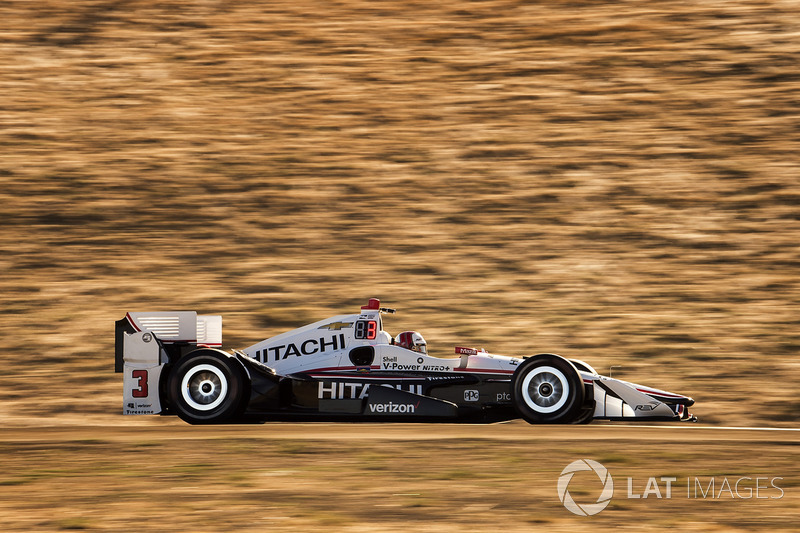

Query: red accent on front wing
left=579, top=379, right=686, bottom=401
left=635, top=388, right=685, bottom=399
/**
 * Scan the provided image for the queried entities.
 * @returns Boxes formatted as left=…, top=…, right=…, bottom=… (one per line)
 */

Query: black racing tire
left=167, top=350, right=249, bottom=425
left=571, top=406, right=595, bottom=425
left=511, top=354, right=585, bottom=424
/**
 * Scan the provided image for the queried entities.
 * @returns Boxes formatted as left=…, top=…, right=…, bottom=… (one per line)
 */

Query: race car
left=114, top=298, right=696, bottom=425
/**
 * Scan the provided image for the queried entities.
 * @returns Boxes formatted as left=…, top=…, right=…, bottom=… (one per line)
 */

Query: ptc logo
left=557, top=459, right=614, bottom=516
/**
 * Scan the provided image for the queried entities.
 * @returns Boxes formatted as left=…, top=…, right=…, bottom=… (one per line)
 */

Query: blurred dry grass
left=1, top=0, right=799, bottom=428
left=1, top=424, right=798, bottom=532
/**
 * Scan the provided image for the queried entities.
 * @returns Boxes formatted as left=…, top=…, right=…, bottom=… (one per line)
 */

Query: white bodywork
left=241, top=302, right=387, bottom=373
left=238, top=302, right=680, bottom=420
left=118, top=301, right=689, bottom=421
left=120, top=312, right=222, bottom=415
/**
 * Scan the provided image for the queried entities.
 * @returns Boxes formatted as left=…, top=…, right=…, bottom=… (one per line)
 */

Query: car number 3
left=131, top=369, right=148, bottom=398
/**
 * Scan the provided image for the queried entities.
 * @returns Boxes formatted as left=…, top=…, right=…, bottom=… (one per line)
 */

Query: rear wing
left=115, top=311, right=222, bottom=415
left=114, top=312, right=222, bottom=373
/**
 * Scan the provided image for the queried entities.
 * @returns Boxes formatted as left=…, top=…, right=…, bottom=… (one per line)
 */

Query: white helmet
left=395, top=331, right=427, bottom=354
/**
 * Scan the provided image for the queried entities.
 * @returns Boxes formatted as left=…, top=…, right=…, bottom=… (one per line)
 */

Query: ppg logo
left=464, top=390, right=479, bottom=402
left=557, top=459, right=614, bottom=516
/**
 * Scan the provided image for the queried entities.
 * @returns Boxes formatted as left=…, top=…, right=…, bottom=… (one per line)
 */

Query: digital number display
left=355, top=320, right=378, bottom=340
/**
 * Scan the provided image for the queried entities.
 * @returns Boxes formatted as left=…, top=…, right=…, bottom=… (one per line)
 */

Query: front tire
left=167, top=350, right=248, bottom=424
left=511, top=354, right=585, bottom=424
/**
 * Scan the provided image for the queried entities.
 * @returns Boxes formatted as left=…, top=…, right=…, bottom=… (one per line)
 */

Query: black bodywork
left=233, top=353, right=523, bottom=423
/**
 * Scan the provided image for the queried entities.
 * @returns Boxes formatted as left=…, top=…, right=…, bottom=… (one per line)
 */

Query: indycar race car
left=115, top=299, right=696, bottom=425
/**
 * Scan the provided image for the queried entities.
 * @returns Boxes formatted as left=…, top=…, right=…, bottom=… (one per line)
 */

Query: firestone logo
left=557, top=459, right=614, bottom=516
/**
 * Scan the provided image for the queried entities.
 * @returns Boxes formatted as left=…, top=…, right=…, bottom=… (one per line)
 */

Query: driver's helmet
left=395, top=331, right=427, bottom=354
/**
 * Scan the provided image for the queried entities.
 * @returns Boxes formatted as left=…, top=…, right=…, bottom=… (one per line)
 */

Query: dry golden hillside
left=1, top=0, right=799, bottom=427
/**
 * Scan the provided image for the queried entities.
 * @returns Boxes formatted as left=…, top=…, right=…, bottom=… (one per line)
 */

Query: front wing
left=585, top=374, right=695, bottom=421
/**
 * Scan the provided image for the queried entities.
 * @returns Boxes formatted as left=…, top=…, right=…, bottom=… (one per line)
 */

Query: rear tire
left=511, top=354, right=585, bottom=424
left=167, top=350, right=248, bottom=424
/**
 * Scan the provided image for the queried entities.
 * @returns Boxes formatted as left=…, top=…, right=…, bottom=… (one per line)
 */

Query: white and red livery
left=115, top=299, right=696, bottom=425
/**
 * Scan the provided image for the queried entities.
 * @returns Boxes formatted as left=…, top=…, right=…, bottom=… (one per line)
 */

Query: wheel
left=571, top=405, right=595, bottom=425
left=511, top=354, right=585, bottom=424
left=167, top=350, right=249, bottom=424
